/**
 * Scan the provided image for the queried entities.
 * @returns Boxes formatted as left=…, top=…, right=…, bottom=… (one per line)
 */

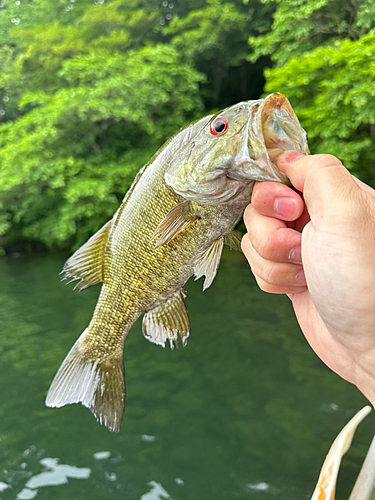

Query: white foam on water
left=247, top=482, right=270, bottom=491
left=93, top=451, right=111, bottom=460
left=142, top=434, right=156, bottom=442
left=17, top=488, right=37, bottom=500
left=140, top=481, right=171, bottom=500
left=16, top=457, right=91, bottom=498
left=0, top=481, right=9, bottom=491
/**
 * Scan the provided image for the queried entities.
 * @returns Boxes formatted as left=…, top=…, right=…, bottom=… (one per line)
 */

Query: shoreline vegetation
left=0, top=0, right=374, bottom=254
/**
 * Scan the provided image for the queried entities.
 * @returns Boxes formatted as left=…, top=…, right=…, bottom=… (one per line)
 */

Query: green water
left=0, top=249, right=372, bottom=500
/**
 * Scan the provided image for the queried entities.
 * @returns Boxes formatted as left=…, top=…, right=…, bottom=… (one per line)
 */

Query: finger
left=294, top=204, right=311, bottom=233
left=253, top=275, right=307, bottom=295
left=242, top=239, right=306, bottom=287
left=277, top=152, right=361, bottom=222
left=250, top=181, right=304, bottom=221
left=353, top=176, right=375, bottom=197
left=242, top=208, right=302, bottom=264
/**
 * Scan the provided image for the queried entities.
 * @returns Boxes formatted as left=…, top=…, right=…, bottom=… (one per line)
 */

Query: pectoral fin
left=194, top=237, right=224, bottom=291
left=152, top=201, right=198, bottom=249
left=142, top=290, right=190, bottom=349
left=224, top=230, right=242, bottom=251
left=61, top=219, right=112, bottom=291
left=311, top=406, right=371, bottom=500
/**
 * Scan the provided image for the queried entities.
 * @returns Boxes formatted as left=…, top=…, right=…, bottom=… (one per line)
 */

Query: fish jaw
left=165, top=93, right=308, bottom=205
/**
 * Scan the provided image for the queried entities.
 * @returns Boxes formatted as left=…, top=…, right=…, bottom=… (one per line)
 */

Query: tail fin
left=45, top=329, right=125, bottom=433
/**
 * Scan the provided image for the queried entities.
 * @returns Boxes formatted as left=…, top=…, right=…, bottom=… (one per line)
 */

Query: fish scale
left=46, top=93, right=309, bottom=432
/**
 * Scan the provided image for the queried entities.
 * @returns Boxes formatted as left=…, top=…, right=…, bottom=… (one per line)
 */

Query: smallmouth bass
left=46, top=93, right=309, bottom=432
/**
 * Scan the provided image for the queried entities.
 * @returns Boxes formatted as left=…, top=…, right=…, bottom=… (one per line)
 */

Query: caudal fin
left=45, top=330, right=125, bottom=433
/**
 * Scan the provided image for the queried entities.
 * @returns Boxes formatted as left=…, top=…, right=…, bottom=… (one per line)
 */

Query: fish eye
left=210, top=118, right=228, bottom=136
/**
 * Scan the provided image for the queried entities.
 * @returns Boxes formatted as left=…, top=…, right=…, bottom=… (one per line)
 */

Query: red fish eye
left=210, top=118, right=228, bottom=136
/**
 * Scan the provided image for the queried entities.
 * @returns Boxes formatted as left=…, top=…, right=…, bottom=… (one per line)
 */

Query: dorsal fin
left=194, top=237, right=224, bottom=291
left=61, top=219, right=113, bottom=291
left=142, top=290, right=190, bottom=349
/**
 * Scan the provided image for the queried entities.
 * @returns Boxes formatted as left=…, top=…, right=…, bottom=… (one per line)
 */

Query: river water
left=0, top=249, right=372, bottom=499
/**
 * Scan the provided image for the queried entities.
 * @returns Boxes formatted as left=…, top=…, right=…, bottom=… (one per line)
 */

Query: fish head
left=165, top=93, right=309, bottom=205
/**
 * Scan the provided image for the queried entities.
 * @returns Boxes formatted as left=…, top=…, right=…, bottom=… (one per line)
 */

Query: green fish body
left=46, top=93, right=308, bottom=432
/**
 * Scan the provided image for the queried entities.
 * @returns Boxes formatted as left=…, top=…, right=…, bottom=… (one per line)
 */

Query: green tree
left=249, top=0, right=375, bottom=186
left=0, top=1, right=204, bottom=251
left=264, top=32, right=375, bottom=186
left=0, top=0, right=273, bottom=252
left=166, top=0, right=272, bottom=107
left=248, top=0, right=375, bottom=66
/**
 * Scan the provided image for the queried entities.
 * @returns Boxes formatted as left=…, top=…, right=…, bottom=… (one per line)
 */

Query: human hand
left=242, top=152, right=375, bottom=405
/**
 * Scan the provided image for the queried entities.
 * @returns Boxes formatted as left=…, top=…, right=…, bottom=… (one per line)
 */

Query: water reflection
left=247, top=482, right=270, bottom=492
left=17, top=457, right=90, bottom=499
left=0, top=482, right=9, bottom=492
left=93, top=451, right=110, bottom=460
left=140, top=481, right=171, bottom=500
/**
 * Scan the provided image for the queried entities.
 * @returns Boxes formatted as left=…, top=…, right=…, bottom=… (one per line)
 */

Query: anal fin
left=61, top=219, right=112, bottom=291
left=152, top=201, right=198, bottom=249
left=224, top=230, right=242, bottom=251
left=142, top=290, right=190, bottom=349
left=194, top=237, right=224, bottom=291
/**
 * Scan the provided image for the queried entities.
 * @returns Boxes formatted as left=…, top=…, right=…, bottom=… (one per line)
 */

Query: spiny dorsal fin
left=151, top=201, right=198, bottom=249
left=224, top=230, right=242, bottom=251
left=194, top=237, right=224, bottom=291
left=61, top=219, right=113, bottom=291
left=142, top=290, right=190, bottom=349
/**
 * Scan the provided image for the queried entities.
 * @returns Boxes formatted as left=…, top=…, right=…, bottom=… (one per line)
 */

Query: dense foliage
left=0, top=0, right=374, bottom=252
left=249, top=0, right=375, bottom=187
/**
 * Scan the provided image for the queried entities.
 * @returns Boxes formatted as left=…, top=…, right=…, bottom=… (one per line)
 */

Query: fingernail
left=282, top=151, right=305, bottom=163
left=295, top=269, right=306, bottom=284
left=274, top=197, right=299, bottom=220
left=289, top=245, right=302, bottom=264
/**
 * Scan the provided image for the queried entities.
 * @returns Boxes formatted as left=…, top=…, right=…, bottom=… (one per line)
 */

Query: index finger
left=251, top=181, right=304, bottom=221
left=276, top=152, right=360, bottom=220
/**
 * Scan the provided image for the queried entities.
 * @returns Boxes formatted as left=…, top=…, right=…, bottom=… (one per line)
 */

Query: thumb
left=276, top=152, right=360, bottom=222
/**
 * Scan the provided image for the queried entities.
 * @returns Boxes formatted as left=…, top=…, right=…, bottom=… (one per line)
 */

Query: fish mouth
left=228, top=93, right=309, bottom=187
left=260, top=93, right=309, bottom=164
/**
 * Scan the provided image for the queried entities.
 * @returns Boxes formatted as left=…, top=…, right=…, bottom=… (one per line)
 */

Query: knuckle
left=243, top=204, right=254, bottom=222
left=255, top=276, right=284, bottom=295
left=255, top=275, right=270, bottom=292
left=241, top=233, right=251, bottom=256
left=312, top=153, right=343, bottom=169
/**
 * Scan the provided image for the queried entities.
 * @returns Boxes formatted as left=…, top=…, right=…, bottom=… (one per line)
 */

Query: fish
left=45, top=93, right=309, bottom=432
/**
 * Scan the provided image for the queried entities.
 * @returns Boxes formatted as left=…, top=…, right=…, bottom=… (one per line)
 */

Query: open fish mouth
left=259, top=93, right=309, bottom=165
left=165, top=93, right=309, bottom=206
left=226, top=93, right=309, bottom=188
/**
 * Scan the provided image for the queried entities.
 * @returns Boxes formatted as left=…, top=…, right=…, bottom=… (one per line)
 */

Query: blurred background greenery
left=0, top=0, right=374, bottom=253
